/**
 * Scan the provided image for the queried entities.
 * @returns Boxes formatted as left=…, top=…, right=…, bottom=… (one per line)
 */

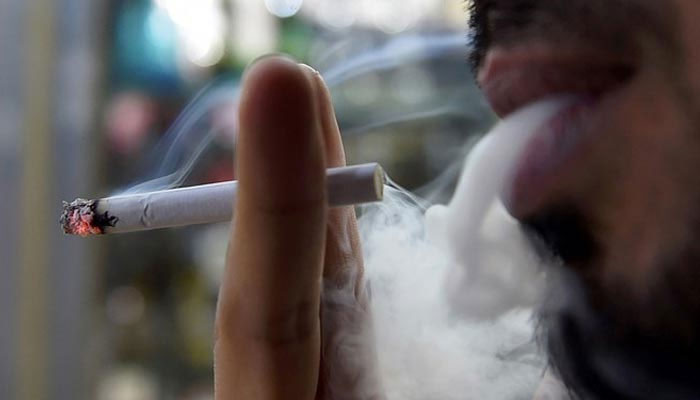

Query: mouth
left=477, top=44, right=636, bottom=219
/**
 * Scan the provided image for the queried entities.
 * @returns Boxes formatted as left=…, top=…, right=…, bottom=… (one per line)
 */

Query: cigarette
left=61, top=163, right=385, bottom=236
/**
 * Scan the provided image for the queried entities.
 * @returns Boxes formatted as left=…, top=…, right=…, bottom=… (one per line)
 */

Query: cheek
left=558, top=69, right=687, bottom=209
left=578, top=69, right=698, bottom=290
left=676, top=0, right=700, bottom=94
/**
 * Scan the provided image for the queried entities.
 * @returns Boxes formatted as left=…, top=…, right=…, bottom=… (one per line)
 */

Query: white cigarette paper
left=62, top=163, right=384, bottom=235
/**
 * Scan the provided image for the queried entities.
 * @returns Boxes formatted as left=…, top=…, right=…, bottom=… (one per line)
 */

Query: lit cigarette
left=61, top=163, right=385, bottom=236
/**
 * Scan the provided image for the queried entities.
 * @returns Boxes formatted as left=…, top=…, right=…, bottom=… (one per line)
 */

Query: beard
left=525, top=207, right=700, bottom=399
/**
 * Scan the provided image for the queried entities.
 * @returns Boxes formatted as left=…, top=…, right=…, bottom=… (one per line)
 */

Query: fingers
left=300, top=64, right=346, bottom=168
left=300, top=65, right=365, bottom=293
left=215, top=56, right=326, bottom=399
left=301, top=66, right=383, bottom=400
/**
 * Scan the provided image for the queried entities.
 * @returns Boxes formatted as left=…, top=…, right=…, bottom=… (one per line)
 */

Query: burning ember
left=60, top=199, right=117, bottom=236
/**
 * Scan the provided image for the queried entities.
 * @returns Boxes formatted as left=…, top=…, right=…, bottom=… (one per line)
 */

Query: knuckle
left=215, top=299, right=319, bottom=348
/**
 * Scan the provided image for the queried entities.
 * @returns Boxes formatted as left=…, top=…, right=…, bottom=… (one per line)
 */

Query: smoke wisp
left=118, top=33, right=491, bottom=196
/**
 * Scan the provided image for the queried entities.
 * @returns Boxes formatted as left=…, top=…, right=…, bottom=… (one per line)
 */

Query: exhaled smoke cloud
left=356, top=192, right=542, bottom=399
left=329, top=98, right=575, bottom=399
left=427, top=97, right=574, bottom=318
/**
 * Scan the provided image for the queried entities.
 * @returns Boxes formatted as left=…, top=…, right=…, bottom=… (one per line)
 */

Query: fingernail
left=298, top=63, right=320, bottom=76
left=298, top=63, right=321, bottom=97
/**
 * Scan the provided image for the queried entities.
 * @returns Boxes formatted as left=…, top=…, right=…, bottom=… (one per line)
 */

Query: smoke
left=118, top=33, right=491, bottom=195
left=119, top=80, right=240, bottom=195
left=357, top=192, right=542, bottom=399
left=329, top=98, right=575, bottom=399
left=319, top=34, right=470, bottom=88
left=427, top=97, right=574, bottom=319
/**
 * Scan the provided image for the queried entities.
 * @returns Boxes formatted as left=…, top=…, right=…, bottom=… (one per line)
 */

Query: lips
left=478, top=45, right=635, bottom=217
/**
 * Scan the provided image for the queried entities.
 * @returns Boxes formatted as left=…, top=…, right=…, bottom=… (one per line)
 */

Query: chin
left=526, top=210, right=700, bottom=400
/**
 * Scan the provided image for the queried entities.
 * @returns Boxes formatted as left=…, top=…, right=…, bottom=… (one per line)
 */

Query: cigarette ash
left=60, top=198, right=118, bottom=236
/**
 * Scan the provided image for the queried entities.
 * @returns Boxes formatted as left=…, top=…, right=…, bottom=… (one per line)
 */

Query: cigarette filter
left=61, top=163, right=384, bottom=236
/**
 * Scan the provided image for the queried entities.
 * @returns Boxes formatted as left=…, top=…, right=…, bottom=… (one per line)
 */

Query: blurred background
left=0, top=0, right=495, bottom=399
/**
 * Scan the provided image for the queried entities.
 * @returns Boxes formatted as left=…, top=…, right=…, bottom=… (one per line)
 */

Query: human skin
left=472, top=0, right=700, bottom=398
left=215, top=0, right=700, bottom=398
left=214, top=57, right=379, bottom=399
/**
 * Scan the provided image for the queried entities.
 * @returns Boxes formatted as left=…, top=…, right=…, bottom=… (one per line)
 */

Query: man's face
left=470, top=0, right=700, bottom=397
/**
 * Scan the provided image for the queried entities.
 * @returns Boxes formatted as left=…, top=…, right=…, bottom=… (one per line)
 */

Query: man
left=214, top=1, right=700, bottom=398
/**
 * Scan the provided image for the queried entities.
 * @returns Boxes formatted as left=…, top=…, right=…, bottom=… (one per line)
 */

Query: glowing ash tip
left=60, top=198, right=117, bottom=237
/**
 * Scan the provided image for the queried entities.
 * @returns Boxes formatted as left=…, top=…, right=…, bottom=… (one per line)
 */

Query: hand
left=215, top=56, right=381, bottom=399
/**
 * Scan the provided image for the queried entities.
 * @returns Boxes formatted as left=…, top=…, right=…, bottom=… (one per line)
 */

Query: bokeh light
left=264, top=0, right=304, bottom=18
left=155, top=0, right=226, bottom=67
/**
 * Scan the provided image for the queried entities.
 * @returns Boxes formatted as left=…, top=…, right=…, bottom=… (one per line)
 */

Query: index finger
left=215, top=56, right=327, bottom=399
